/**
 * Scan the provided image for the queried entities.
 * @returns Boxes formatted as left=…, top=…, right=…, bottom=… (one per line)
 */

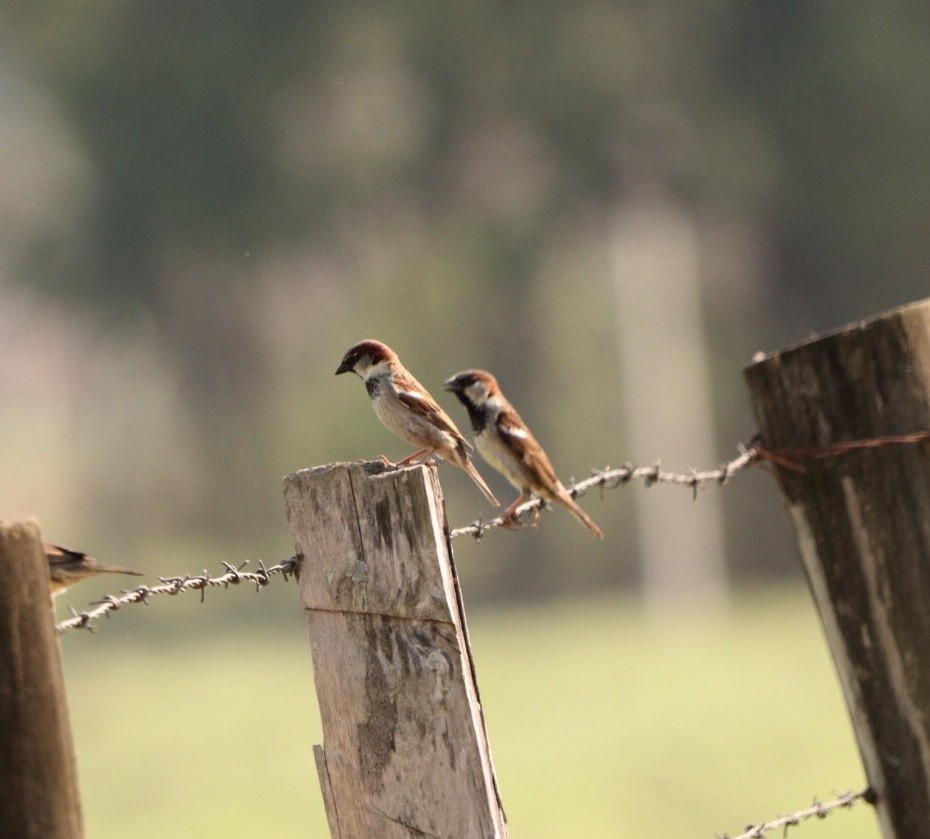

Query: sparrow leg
left=397, top=448, right=435, bottom=466
left=502, top=493, right=533, bottom=529
left=379, top=454, right=396, bottom=466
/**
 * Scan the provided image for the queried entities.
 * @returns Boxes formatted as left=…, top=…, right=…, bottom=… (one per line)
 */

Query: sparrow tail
left=459, top=458, right=500, bottom=507
left=93, top=563, right=145, bottom=578
left=563, top=496, right=604, bottom=539
left=48, top=559, right=143, bottom=596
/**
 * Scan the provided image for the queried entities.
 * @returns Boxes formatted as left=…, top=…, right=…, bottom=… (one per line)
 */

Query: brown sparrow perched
left=336, top=340, right=499, bottom=506
left=444, top=369, right=604, bottom=538
left=45, top=543, right=143, bottom=596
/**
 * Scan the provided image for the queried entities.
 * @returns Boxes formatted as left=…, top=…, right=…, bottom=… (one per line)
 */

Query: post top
left=745, top=296, right=930, bottom=370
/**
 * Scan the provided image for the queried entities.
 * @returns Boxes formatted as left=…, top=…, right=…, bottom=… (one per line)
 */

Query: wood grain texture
left=284, top=461, right=508, bottom=839
left=0, top=520, right=84, bottom=839
left=745, top=299, right=930, bottom=839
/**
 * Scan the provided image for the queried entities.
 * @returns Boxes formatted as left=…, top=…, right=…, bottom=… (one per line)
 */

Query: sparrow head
left=444, top=369, right=501, bottom=408
left=336, top=340, right=398, bottom=379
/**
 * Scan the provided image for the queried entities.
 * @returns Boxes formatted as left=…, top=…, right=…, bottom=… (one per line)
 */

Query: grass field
left=59, top=584, right=878, bottom=838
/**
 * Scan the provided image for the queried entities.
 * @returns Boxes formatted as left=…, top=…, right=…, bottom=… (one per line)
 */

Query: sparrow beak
left=443, top=376, right=459, bottom=393
left=335, top=358, right=353, bottom=375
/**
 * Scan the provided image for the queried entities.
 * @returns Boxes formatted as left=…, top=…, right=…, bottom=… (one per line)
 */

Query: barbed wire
left=450, top=441, right=759, bottom=539
left=55, top=442, right=761, bottom=634
left=716, top=788, right=873, bottom=839
left=55, top=556, right=300, bottom=635
left=55, top=428, right=930, bottom=631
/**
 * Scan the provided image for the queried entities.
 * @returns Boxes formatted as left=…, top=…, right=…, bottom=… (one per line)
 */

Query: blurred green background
left=4, top=1, right=925, bottom=835
left=63, top=589, right=875, bottom=839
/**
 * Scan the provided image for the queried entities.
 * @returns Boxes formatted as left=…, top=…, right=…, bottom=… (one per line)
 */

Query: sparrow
left=336, top=340, right=499, bottom=506
left=444, top=369, right=604, bottom=538
left=45, top=543, right=143, bottom=596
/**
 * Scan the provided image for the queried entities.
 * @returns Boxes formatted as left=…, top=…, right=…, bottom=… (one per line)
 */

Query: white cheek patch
left=362, top=359, right=390, bottom=378
left=467, top=383, right=488, bottom=403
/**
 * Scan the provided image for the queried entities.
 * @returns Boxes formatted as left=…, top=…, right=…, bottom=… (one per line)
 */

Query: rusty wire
left=449, top=442, right=759, bottom=540
left=55, top=556, right=300, bottom=635
left=717, top=788, right=872, bottom=839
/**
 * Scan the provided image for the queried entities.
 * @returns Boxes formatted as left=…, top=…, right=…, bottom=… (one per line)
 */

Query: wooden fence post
left=283, top=460, right=508, bottom=839
left=0, top=519, right=84, bottom=839
left=745, top=299, right=930, bottom=839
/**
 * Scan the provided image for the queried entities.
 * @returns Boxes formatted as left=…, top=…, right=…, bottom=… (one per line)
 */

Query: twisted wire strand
left=55, top=556, right=299, bottom=634
left=716, top=788, right=873, bottom=839
left=450, top=443, right=758, bottom=539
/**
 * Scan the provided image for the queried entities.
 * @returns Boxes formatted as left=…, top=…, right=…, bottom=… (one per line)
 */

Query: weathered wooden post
left=283, top=460, right=508, bottom=839
left=0, top=519, right=84, bottom=839
left=745, top=299, right=930, bottom=839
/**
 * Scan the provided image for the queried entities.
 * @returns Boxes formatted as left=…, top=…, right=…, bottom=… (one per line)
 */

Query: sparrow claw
left=501, top=514, right=522, bottom=531
left=502, top=507, right=538, bottom=530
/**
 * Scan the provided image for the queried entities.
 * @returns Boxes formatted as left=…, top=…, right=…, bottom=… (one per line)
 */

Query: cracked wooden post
left=284, top=460, right=508, bottom=839
left=745, top=299, right=930, bottom=839
left=0, top=519, right=84, bottom=839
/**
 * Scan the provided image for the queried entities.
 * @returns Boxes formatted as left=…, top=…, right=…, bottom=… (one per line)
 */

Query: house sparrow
left=444, top=369, right=604, bottom=538
left=336, top=340, right=499, bottom=506
left=45, top=543, right=143, bottom=596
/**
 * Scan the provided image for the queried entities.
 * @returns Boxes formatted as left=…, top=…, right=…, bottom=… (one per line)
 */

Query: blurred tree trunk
left=609, top=194, right=729, bottom=619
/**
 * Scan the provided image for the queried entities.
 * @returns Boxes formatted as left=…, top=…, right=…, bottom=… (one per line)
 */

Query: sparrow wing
left=394, top=371, right=473, bottom=450
left=496, top=408, right=560, bottom=488
left=496, top=403, right=603, bottom=538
